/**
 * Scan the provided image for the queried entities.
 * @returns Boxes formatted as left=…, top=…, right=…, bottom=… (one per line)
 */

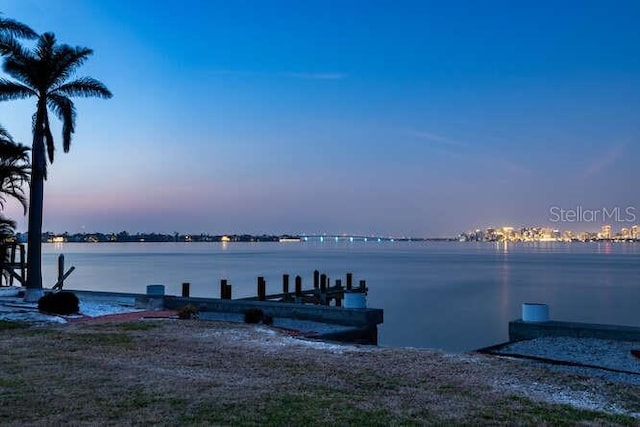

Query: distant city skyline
left=0, top=1, right=639, bottom=236
left=459, top=223, right=640, bottom=242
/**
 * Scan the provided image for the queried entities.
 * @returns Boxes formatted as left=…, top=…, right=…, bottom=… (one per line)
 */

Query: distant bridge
left=296, top=235, right=418, bottom=243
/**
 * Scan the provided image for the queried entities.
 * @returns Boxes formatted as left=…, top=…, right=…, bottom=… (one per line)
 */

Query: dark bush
left=244, top=308, right=273, bottom=325
left=244, top=308, right=263, bottom=324
left=177, top=304, right=199, bottom=320
left=263, top=313, right=273, bottom=325
left=38, top=291, right=79, bottom=315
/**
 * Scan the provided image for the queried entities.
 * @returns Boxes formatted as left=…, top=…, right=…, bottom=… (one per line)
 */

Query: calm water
left=41, top=241, right=640, bottom=351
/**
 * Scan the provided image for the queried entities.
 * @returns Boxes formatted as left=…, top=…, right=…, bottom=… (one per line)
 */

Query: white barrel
left=522, top=303, right=549, bottom=322
left=146, top=284, right=165, bottom=296
left=344, top=292, right=367, bottom=309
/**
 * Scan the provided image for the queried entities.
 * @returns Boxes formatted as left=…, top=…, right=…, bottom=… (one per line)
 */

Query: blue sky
left=0, top=0, right=639, bottom=236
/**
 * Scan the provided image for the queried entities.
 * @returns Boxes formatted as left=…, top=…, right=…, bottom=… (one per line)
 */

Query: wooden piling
left=258, top=277, right=266, bottom=301
left=295, top=275, right=302, bottom=297
left=221, top=279, right=232, bottom=300
left=19, top=245, right=25, bottom=285
left=57, top=255, right=64, bottom=288
left=335, top=279, right=343, bottom=307
left=282, top=274, right=289, bottom=294
left=313, top=270, right=320, bottom=289
left=182, top=282, right=190, bottom=298
left=359, top=279, right=366, bottom=291
left=226, top=282, right=232, bottom=299
left=320, top=274, right=327, bottom=292
left=346, top=273, right=353, bottom=290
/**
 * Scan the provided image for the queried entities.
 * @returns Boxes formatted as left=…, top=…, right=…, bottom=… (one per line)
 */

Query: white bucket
left=522, top=303, right=549, bottom=322
left=344, top=292, right=367, bottom=308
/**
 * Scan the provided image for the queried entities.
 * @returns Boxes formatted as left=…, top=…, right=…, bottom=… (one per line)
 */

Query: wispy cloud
left=405, top=130, right=466, bottom=147
left=580, top=143, right=624, bottom=178
left=211, top=70, right=260, bottom=77
left=278, top=72, right=347, bottom=80
left=211, top=70, right=347, bottom=80
left=405, top=129, right=532, bottom=176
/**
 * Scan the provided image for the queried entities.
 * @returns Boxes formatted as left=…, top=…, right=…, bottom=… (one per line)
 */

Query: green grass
left=0, top=320, right=29, bottom=331
left=72, top=332, right=133, bottom=347
left=0, top=377, right=23, bottom=388
left=472, top=395, right=637, bottom=426
left=113, top=321, right=163, bottom=331
left=179, top=393, right=403, bottom=426
left=0, top=321, right=636, bottom=426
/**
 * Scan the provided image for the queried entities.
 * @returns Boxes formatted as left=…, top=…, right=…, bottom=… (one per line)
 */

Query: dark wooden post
left=359, top=279, right=366, bottom=291
left=335, top=279, right=343, bottom=307
left=258, top=277, right=266, bottom=301
left=57, top=254, right=64, bottom=289
left=221, top=279, right=232, bottom=300
left=19, top=245, right=25, bottom=285
left=295, top=275, right=302, bottom=297
left=346, top=272, right=353, bottom=290
left=282, top=274, right=289, bottom=294
left=313, top=270, right=319, bottom=289
left=182, top=282, right=190, bottom=298
left=319, top=274, right=327, bottom=305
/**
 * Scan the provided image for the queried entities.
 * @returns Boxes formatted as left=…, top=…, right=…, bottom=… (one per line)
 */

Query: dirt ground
left=0, top=319, right=638, bottom=426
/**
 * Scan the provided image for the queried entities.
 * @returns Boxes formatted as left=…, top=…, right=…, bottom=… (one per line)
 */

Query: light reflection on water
left=41, top=241, right=640, bottom=352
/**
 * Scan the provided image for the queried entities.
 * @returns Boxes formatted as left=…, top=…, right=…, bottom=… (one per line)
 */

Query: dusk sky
left=0, top=1, right=639, bottom=237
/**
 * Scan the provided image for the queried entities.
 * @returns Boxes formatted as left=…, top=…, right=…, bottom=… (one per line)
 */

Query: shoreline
left=2, top=287, right=640, bottom=421
left=0, top=317, right=638, bottom=424
left=2, top=287, right=640, bottom=385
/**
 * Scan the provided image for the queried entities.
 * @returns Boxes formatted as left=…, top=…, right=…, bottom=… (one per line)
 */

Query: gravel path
left=494, top=337, right=640, bottom=385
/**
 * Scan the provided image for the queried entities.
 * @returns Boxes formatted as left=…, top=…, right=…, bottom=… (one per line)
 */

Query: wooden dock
left=176, top=270, right=369, bottom=307
left=0, top=243, right=26, bottom=287
left=141, top=270, right=381, bottom=344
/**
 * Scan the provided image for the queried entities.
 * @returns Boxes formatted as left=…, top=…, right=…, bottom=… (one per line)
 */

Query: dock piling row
left=213, top=271, right=367, bottom=307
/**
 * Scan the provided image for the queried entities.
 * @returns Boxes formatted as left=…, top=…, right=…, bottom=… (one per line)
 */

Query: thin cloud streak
left=580, top=143, right=624, bottom=178
left=211, top=70, right=347, bottom=80
left=406, top=129, right=533, bottom=176
left=405, top=130, right=466, bottom=147
left=278, top=72, right=347, bottom=80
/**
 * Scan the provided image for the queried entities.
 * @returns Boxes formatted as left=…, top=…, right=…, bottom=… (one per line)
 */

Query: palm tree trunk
left=24, top=127, right=45, bottom=301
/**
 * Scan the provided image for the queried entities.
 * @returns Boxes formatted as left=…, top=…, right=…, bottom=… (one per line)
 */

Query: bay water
left=41, top=241, right=640, bottom=352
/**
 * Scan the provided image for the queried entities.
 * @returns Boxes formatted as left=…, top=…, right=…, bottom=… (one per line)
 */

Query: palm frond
left=2, top=55, right=37, bottom=88
left=47, top=94, right=75, bottom=152
left=0, top=215, right=18, bottom=241
left=0, top=176, right=27, bottom=212
left=0, top=137, right=29, bottom=162
left=35, top=32, right=55, bottom=63
left=0, top=79, right=35, bottom=100
left=42, top=112, right=55, bottom=164
left=0, top=124, right=14, bottom=144
left=53, top=77, right=112, bottom=99
left=0, top=16, right=37, bottom=39
left=49, top=46, right=93, bottom=89
left=0, top=133, right=30, bottom=213
left=0, top=34, right=23, bottom=56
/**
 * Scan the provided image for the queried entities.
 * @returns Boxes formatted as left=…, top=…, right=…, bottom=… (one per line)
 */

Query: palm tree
left=0, top=32, right=112, bottom=299
left=0, top=126, right=29, bottom=286
left=0, top=125, right=29, bottom=211
left=0, top=125, right=29, bottom=240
